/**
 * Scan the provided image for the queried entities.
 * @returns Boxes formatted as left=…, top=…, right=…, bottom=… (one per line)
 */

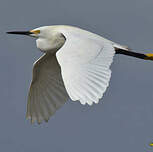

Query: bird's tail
left=115, top=48, right=153, bottom=61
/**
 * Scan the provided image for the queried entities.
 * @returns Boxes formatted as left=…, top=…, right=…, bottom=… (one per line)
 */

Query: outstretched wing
left=26, top=53, right=69, bottom=124
left=56, top=33, right=115, bottom=105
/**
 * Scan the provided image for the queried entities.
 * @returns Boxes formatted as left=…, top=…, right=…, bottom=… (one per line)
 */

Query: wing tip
left=26, top=118, right=49, bottom=125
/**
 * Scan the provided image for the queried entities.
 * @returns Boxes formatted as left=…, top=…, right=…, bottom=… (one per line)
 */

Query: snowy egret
left=7, top=25, right=153, bottom=124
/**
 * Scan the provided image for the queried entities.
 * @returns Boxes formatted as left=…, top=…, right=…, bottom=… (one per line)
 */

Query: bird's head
left=7, top=26, right=66, bottom=52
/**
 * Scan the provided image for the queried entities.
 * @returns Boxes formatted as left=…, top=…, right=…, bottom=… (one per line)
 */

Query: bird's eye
left=30, top=30, right=40, bottom=34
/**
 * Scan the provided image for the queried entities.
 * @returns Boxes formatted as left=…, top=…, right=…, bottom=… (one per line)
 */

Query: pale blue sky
left=1, top=0, right=153, bottom=151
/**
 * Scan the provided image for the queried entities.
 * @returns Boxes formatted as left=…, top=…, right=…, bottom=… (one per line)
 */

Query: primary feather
left=56, top=26, right=115, bottom=105
left=26, top=53, right=69, bottom=124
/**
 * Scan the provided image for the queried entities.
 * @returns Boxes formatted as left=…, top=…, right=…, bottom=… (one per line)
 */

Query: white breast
left=36, top=38, right=52, bottom=52
left=36, top=32, right=66, bottom=53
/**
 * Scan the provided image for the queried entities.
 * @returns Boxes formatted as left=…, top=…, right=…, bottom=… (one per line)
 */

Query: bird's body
left=7, top=25, right=153, bottom=124
left=35, top=25, right=127, bottom=53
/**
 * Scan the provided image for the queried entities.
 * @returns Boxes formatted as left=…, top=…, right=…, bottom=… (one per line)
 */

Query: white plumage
left=56, top=29, right=115, bottom=105
left=7, top=25, right=133, bottom=124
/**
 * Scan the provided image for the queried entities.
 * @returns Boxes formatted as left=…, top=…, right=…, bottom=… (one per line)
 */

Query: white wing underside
left=56, top=29, right=115, bottom=105
left=26, top=54, right=69, bottom=124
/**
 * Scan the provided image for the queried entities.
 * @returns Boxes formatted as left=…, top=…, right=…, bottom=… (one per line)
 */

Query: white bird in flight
left=7, top=25, right=153, bottom=124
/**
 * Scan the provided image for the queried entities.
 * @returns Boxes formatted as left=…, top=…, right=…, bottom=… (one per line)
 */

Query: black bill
left=6, top=31, right=32, bottom=35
